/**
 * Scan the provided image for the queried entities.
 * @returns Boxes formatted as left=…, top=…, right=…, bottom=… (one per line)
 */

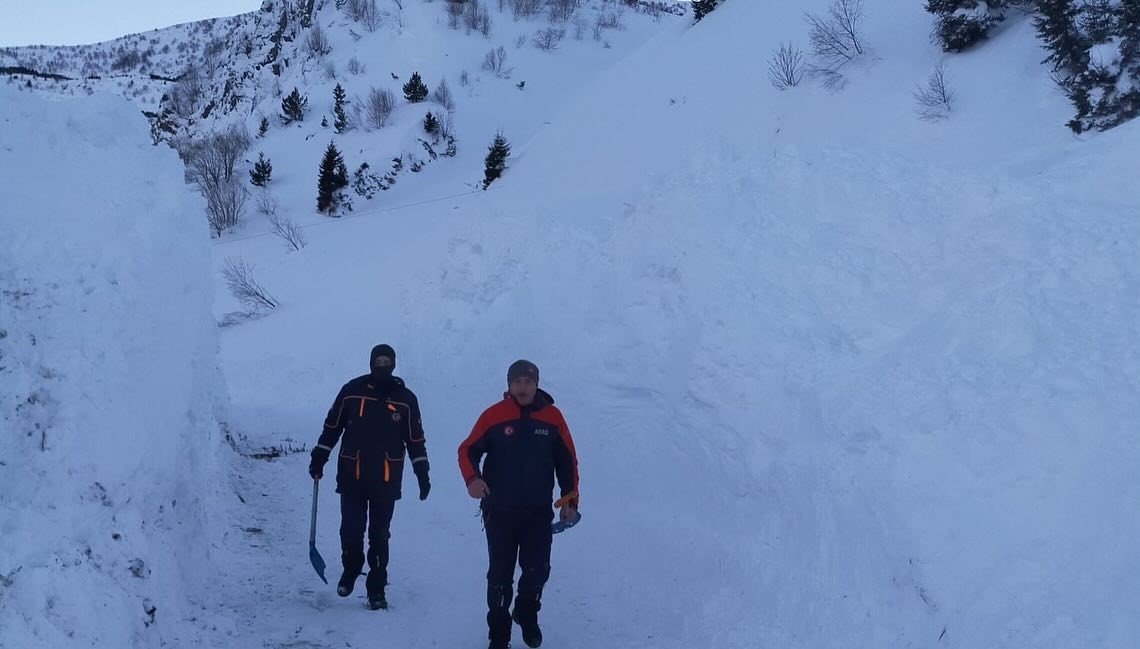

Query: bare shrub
left=596, top=10, right=624, bottom=31
left=255, top=188, right=279, bottom=216
left=511, top=0, right=543, bottom=19
left=446, top=0, right=465, bottom=28
left=435, top=111, right=455, bottom=140
left=913, top=59, right=953, bottom=121
left=432, top=78, right=455, bottom=111
left=464, top=0, right=492, bottom=36
left=223, top=258, right=279, bottom=310
left=366, top=87, right=396, bottom=129
left=533, top=27, right=565, bottom=50
left=205, top=181, right=248, bottom=237
left=361, top=0, right=382, bottom=31
left=180, top=125, right=252, bottom=189
left=768, top=42, right=805, bottom=90
left=268, top=211, right=308, bottom=251
left=347, top=57, right=365, bottom=75
left=306, top=23, right=333, bottom=56
left=573, top=17, right=588, bottom=40
left=805, top=0, right=865, bottom=86
left=547, top=0, right=577, bottom=23
left=482, top=46, right=512, bottom=77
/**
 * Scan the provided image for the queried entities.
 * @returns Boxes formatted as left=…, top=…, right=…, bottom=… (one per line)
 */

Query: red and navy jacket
left=316, top=374, right=427, bottom=498
left=458, top=388, right=579, bottom=511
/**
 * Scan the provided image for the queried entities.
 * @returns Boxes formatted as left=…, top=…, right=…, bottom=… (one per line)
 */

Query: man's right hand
left=466, top=478, right=489, bottom=499
left=309, top=446, right=330, bottom=480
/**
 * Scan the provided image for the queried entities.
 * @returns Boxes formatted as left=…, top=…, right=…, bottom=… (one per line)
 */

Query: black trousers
left=483, top=507, right=553, bottom=641
left=339, top=483, right=396, bottom=595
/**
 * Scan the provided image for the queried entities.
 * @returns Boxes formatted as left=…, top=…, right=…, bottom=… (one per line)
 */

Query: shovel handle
left=310, top=477, right=319, bottom=546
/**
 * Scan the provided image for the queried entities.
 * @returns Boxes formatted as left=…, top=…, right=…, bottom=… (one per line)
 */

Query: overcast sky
left=0, top=1, right=262, bottom=47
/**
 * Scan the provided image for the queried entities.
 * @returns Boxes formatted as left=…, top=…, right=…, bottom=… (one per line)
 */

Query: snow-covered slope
left=3, top=1, right=1139, bottom=648
left=0, top=89, right=225, bottom=648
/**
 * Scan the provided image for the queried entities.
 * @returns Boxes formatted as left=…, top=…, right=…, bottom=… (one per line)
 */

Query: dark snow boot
left=367, top=592, right=388, bottom=610
left=512, top=596, right=542, bottom=648
left=337, top=550, right=364, bottom=597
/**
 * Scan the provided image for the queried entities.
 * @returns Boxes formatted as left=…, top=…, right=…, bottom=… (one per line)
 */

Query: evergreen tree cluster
left=1034, top=0, right=1140, bottom=132
left=692, top=0, right=724, bottom=23
left=925, top=0, right=1007, bottom=52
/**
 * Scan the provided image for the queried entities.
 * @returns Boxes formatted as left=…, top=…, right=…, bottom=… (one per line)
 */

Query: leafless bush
left=768, top=43, right=805, bottom=90
left=596, top=10, right=624, bottom=30
left=482, top=46, right=512, bottom=77
left=447, top=0, right=465, bottom=28
left=464, top=0, right=492, bottom=36
left=516, top=34, right=527, bottom=48
left=913, top=60, right=953, bottom=120
left=435, top=111, right=455, bottom=140
left=170, top=65, right=203, bottom=118
left=180, top=125, right=252, bottom=190
left=347, top=57, right=365, bottom=75
left=223, top=258, right=279, bottom=310
left=323, top=60, right=338, bottom=79
left=459, top=69, right=470, bottom=86
left=424, top=80, right=450, bottom=112
left=205, top=181, right=248, bottom=237
left=268, top=211, right=308, bottom=251
left=346, top=0, right=367, bottom=20
left=573, top=17, right=588, bottom=39
left=547, top=0, right=578, bottom=23
left=533, top=27, right=565, bottom=50
left=255, top=187, right=279, bottom=216
left=511, top=0, right=544, bottom=19
left=366, top=87, right=396, bottom=129
left=306, top=22, right=333, bottom=56
left=361, top=0, right=382, bottom=31
left=805, top=0, right=865, bottom=83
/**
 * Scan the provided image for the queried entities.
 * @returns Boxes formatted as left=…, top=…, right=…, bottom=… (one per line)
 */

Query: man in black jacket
left=458, top=359, right=580, bottom=649
left=309, top=344, right=430, bottom=610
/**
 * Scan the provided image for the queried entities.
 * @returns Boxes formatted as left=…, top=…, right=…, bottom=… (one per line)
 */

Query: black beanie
left=371, top=344, right=396, bottom=373
left=507, top=359, right=539, bottom=384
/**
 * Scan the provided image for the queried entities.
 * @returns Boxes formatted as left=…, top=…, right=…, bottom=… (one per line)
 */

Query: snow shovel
left=551, top=492, right=581, bottom=534
left=551, top=510, right=581, bottom=534
left=309, top=477, right=328, bottom=584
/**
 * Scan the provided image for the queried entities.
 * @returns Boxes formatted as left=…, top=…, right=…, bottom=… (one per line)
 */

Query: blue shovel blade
left=551, top=511, right=581, bottom=534
left=310, top=542, right=328, bottom=583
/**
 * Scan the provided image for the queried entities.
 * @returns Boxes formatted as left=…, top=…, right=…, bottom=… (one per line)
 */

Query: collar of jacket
left=501, top=387, right=555, bottom=412
left=366, top=375, right=404, bottom=391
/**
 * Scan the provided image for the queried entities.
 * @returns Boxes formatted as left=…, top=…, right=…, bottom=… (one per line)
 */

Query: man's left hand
left=559, top=504, right=578, bottom=523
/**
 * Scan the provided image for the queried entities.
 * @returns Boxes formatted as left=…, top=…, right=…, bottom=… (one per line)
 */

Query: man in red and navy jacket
left=309, top=344, right=430, bottom=611
left=458, top=359, right=579, bottom=649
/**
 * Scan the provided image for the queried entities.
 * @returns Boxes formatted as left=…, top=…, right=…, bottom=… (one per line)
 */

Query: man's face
left=372, top=355, right=393, bottom=374
left=509, top=376, right=537, bottom=406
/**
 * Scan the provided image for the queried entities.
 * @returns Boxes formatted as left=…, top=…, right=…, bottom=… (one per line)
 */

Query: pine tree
left=317, top=142, right=348, bottom=213
left=281, top=87, right=308, bottom=124
left=926, top=0, right=1005, bottom=53
left=692, top=0, right=721, bottom=23
left=250, top=152, right=273, bottom=186
left=333, top=83, right=348, bottom=133
left=1034, top=0, right=1089, bottom=80
left=258, top=116, right=269, bottom=137
left=403, top=71, right=429, bottom=102
left=482, top=131, right=510, bottom=189
left=424, top=111, right=439, bottom=135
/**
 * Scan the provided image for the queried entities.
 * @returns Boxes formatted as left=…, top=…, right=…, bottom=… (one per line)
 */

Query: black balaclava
left=370, top=344, right=396, bottom=380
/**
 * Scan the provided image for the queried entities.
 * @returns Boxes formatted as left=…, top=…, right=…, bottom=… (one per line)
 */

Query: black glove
left=309, top=446, right=330, bottom=480
left=414, top=462, right=430, bottom=501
